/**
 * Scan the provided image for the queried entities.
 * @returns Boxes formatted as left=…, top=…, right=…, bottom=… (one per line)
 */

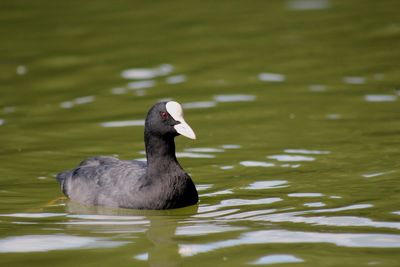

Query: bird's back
left=56, top=156, right=147, bottom=208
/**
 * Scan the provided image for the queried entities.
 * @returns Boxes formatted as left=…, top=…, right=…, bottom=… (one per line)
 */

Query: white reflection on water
left=176, top=224, right=246, bottom=236
left=133, top=253, right=149, bottom=261
left=16, top=65, right=28, bottom=75
left=284, top=149, right=330, bottom=155
left=196, top=184, right=213, bottom=191
left=343, top=76, right=366, bottom=84
left=0, top=213, right=66, bottom=218
left=111, top=87, right=127, bottom=95
left=309, top=84, right=327, bottom=92
left=179, top=230, right=400, bottom=256
left=3, top=106, right=16, bottom=113
left=239, top=204, right=400, bottom=230
left=58, top=220, right=149, bottom=225
left=220, top=198, right=282, bottom=207
left=60, top=96, right=95, bottom=109
left=0, top=119, right=5, bottom=126
left=166, top=74, right=186, bottom=84
left=288, top=193, right=323, bottom=197
left=268, top=155, right=315, bottom=162
left=280, top=163, right=301, bottom=168
left=121, top=64, right=174, bottom=80
left=176, top=152, right=215, bottom=159
left=364, top=95, right=397, bottom=102
left=127, top=80, right=155, bottom=90
left=213, top=94, right=256, bottom=102
left=196, top=198, right=282, bottom=216
left=220, top=165, right=234, bottom=170
left=362, top=172, right=387, bottom=178
left=100, top=120, right=145, bottom=127
left=0, top=234, right=127, bottom=253
left=326, top=113, right=342, bottom=120
left=67, top=214, right=145, bottom=220
left=240, top=161, right=275, bottom=167
left=258, top=73, right=285, bottom=82
left=304, top=202, right=326, bottom=207
left=221, top=144, right=241, bottom=149
left=287, top=0, right=330, bottom=10
left=251, top=254, right=303, bottom=265
left=245, top=180, right=288, bottom=190
left=200, top=189, right=234, bottom=197
left=182, top=101, right=217, bottom=109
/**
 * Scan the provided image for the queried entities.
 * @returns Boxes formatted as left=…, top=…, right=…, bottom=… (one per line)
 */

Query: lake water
left=1, top=0, right=400, bottom=266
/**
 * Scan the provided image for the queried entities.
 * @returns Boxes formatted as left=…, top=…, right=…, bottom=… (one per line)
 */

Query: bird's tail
left=56, top=171, right=71, bottom=196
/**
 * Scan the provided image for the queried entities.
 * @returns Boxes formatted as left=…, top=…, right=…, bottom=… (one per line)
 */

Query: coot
left=56, top=101, right=199, bottom=210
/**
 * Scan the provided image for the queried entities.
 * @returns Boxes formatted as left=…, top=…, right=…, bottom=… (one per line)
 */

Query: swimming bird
left=56, top=101, right=198, bottom=210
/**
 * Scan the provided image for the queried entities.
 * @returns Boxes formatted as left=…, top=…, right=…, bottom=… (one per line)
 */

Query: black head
left=144, top=101, right=196, bottom=139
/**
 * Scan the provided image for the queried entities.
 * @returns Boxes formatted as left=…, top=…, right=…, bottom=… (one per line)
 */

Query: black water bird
left=56, top=101, right=198, bottom=210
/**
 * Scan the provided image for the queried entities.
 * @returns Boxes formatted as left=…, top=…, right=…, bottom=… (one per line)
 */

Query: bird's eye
left=160, top=111, right=169, bottom=120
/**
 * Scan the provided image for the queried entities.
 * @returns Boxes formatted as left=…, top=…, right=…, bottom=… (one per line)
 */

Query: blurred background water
left=1, top=0, right=400, bottom=266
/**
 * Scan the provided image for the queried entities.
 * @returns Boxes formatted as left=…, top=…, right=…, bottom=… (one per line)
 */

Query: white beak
left=166, top=101, right=196, bottom=140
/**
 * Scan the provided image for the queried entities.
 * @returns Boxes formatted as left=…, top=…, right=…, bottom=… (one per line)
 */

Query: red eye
left=160, top=111, right=169, bottom=120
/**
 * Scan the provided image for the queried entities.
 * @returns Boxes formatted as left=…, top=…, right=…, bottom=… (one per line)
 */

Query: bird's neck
left=144, top=133, right=181, bottom=175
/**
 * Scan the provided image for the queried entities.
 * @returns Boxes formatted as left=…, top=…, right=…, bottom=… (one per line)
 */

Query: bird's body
left=56, top=101, right=198, bottom=210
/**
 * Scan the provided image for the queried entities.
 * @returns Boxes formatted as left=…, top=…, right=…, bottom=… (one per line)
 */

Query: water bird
left=56, top=101, right=198, bottom=210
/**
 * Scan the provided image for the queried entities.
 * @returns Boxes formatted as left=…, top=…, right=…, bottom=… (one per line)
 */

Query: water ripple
left=0, top=234, right=127, bottom=253
left=240, top=161, right=275, bottom=167
left=250, top=254, right=303, bottom=265
left=213, top=94, right=256, bottom=102
left=244, top=180, right=288, bottom=190
left=179, top=230, right=400, bottom=256
left=176, top=224, right=246, bottom=236
left=268, top=155, right=315, bottom=162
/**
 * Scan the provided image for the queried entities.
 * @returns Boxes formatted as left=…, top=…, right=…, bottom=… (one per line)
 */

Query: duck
left=56, top=101, right=199, bottom=210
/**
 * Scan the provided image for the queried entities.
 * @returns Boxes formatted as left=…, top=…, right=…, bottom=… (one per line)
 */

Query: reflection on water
left=166, top=75, right=186, bottom=84
left=60, top=96, right=95, bottom=109
left=121, top=64, right=174, bottom=80
left=182, top=101, right=217, bottom=109
left=240, top=161, right=275, bottom=167
left=361, top=172, right=387, bottom=178
left=221, top=144, right=241, bottom=149
left=16, top=65, right=28, bottom=75
left=343, top=76, right=366, bottom=85
left=304, top=202, right=326, bottom=207
left=268, top=155, right=315, bottom=162
left=1, top=0, right=400, bottom=266
left=244, top=180, right=288, bottom=190
left=283, top=149, right=330, bottom=155
left=176, top=152, right=215, bottom=159
left=364, top=95, right=397, bottom=102
left=111, top=87, right=127, bottom=95
left=309, top=84, right=327, bottom=92
left=258, top=73, right=286, bottom=82
left=179, top=230, right=400, bottom=257
left=127, top=80, right=156, bottom=90
left=213, top=94, right=256, bottom=102
left=288, top=193, right=323, bottom=197
left=250, top=254, right=303, bottom=265
left=0, top=234, right=127, bottom=253
left=287, top=0, right=330, bottom=10
left=176, top=224, right=246, bottom=236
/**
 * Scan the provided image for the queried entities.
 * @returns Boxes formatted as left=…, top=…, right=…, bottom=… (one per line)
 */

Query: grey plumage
left=55, top=102, right=198, bottom=210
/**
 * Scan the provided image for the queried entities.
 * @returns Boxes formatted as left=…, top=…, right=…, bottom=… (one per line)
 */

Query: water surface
left=1, top=0, right=400, bottom=266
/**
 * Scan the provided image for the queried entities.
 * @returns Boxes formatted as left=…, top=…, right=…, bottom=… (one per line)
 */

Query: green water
left=1, top=0, right=400, bottom=266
